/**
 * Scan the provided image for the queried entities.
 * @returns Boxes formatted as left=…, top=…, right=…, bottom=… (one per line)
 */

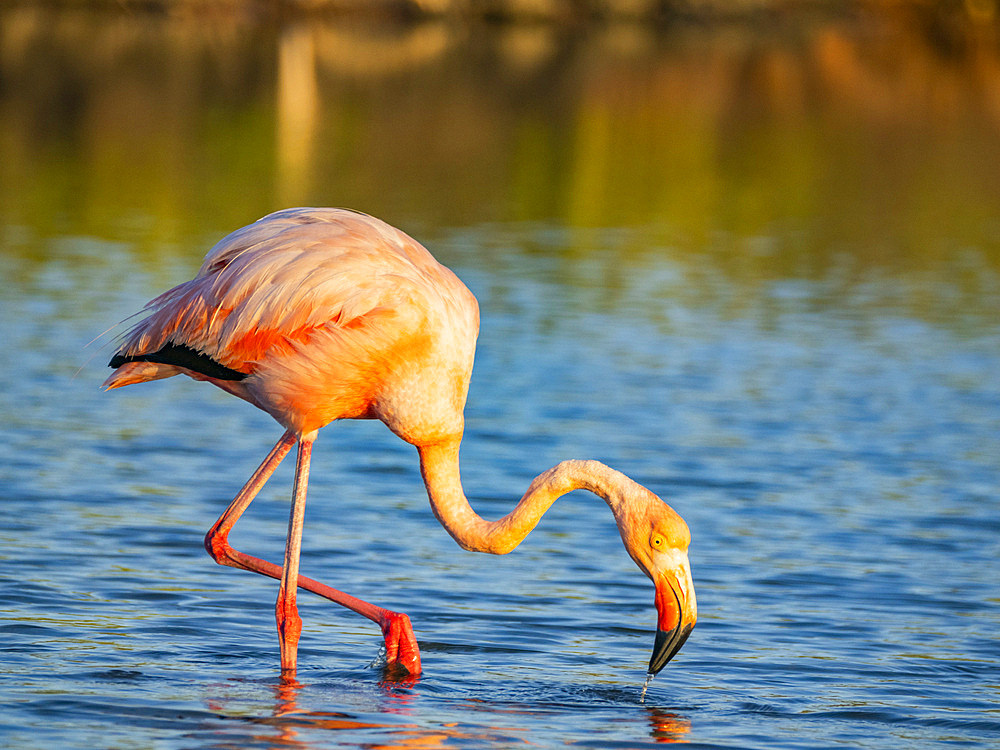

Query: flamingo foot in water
left=375, top=612, right=421, bottom=677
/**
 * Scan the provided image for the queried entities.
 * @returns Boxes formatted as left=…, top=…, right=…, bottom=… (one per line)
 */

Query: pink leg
left=204, top=430, right=297, bottom=560
left=204, top=430, right=421, bottom=676
left=275, top=434, right=313, bottom=675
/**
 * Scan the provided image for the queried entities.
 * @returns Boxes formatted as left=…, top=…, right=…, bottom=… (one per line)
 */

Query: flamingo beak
left=649, top=565, right=696, bottom=675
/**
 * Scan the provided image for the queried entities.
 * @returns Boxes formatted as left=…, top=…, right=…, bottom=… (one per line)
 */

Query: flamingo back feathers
left=107, top=208, right=480, bottom=440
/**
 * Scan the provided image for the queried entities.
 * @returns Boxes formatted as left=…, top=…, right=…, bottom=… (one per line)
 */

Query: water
left=3, top=6, right=1000, bottom=749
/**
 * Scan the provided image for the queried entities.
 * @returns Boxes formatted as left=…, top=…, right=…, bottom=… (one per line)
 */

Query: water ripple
left=3, top=222, right=1000, bottom=749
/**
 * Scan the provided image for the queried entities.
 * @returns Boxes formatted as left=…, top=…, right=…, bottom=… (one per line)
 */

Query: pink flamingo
left=104, top=208, right=696, bottom=679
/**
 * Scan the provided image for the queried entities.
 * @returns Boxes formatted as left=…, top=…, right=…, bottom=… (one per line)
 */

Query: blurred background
left=4, top=1, right=999, bottom=286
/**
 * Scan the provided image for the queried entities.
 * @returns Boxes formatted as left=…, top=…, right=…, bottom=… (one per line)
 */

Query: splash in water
left=368, top=644, right=388, bottom=670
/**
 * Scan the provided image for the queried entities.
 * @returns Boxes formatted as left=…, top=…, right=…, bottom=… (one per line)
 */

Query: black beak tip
left=648, top=623, right=694, bottom=675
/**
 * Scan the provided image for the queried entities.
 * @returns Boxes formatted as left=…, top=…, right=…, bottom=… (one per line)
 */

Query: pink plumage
left=105, top=207, right=696, bottom=682
left=107, top=207, right=479, bottom=439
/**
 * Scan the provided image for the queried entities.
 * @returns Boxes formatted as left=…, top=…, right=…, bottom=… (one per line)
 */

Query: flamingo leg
left=205, top=430, right=298, bottom=558
left=203, top=431, right=421, bottom=676
left=276, top=435, right=310, bottom=675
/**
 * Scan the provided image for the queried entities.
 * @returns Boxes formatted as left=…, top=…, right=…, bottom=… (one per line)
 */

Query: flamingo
left=104, top=207, right=696, bottom=680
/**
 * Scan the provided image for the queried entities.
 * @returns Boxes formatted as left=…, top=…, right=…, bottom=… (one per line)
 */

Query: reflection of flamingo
left=647, top=708, right=693, bottom=743
left=104, top=208, right=697, bottom=679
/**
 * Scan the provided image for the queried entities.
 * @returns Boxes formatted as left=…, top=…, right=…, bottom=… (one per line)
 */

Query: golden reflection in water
left=312, top=22, right=454, bottom=79
left=275, top=20, right=458, bottom=205
left=1, top=5, right=998, bottom=295
left=277, top=23, right=319, bottom=207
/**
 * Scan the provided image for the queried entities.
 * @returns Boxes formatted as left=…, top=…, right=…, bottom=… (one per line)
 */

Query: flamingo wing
left=112, top=209, right=438, bottom=370
left=106, top=207, right=479, bottom=438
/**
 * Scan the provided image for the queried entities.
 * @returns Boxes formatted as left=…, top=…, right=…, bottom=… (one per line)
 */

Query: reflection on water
left=229, top=678, right=591, bottom=748
left=202, top=679, right=691, bottom=748
left=3, top=5, right=1000, bottom=281
left=2, top=5, right=1000, bottom=750
left=646, top=709, right=692, bottom=743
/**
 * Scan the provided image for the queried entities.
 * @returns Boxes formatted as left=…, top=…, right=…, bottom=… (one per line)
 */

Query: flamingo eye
left=651, top=533, right=666, bottom=550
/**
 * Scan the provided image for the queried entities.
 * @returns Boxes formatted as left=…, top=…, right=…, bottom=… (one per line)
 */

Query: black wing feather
left=109, top=343, right=248, bottom=381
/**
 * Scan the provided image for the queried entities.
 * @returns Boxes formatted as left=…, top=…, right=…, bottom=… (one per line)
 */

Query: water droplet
left=640, top=672, right=653, bottom=703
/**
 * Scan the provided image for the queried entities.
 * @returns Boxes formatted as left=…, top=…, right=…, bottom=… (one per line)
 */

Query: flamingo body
left=108, top=208, right=478, bottom=443
left=105, top=208, right=696, bottom=682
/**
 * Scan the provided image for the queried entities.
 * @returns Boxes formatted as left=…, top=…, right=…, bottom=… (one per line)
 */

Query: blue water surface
left=1, top=218, right=999, bottom=749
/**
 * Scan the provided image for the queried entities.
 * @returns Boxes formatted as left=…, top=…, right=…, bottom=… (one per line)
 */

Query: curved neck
left=417, top=440, right=639, bottom=555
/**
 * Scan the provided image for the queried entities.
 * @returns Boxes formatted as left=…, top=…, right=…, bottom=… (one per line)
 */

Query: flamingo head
left=615, top=491, right=697, bottom=674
